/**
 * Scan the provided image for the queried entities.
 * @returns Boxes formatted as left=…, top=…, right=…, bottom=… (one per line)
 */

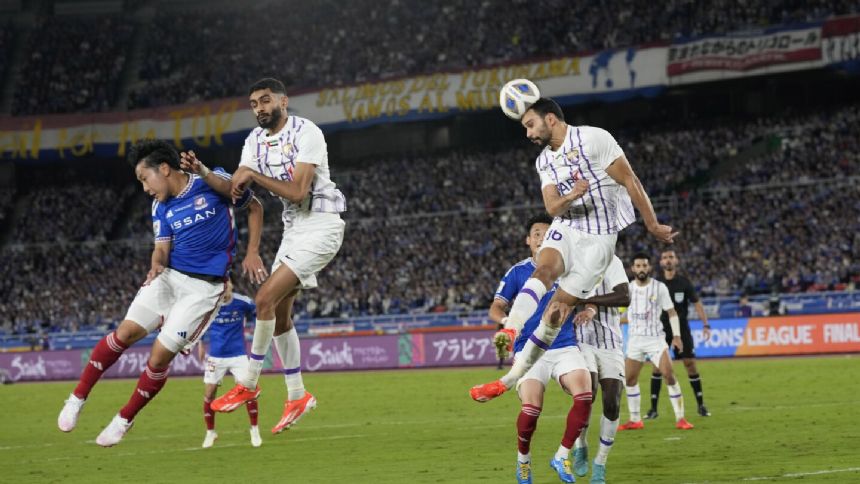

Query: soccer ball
left=499, top=78, right=541, bottom=120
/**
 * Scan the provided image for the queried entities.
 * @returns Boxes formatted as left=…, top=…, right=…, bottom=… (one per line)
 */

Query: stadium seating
left=1, top=1, right=856, bottom=114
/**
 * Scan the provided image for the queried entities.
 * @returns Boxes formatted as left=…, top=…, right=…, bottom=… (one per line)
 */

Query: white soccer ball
left=499, top=78, right=541, bottom=120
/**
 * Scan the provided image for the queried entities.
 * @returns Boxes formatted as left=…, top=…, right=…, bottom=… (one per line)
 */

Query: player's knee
left=531, top=265, right=558, bottom=289
left=603, top=398, right=620, bottom=420
left=115, top=321, right=147, bottom=345
left=254, top=291, right=277, bottom=316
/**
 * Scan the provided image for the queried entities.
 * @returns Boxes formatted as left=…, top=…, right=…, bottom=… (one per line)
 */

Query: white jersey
left=627, top=278, right=674, bottom=337
left=240, top=115, right=346, bottom=227
left=576, top=255, right=627, bottom=350
left=536, top=125, right=635, bottom=235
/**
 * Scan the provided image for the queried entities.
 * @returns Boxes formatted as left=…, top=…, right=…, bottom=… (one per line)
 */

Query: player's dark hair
left=526, top=97, right=564, bottom=122
left=127, top=139, right=180, bottom=170
left=632, top=252, right=651, bottom=264
left=526, top=214, right=553, bottom=234
left=661, top=248, right=677, bottom=256
left=249, top=77, right=287, bottom=95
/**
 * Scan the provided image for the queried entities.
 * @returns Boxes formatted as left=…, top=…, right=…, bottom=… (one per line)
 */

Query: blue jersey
left=206, top=293, right=256, bottom=358
left=152, top=168, right=253, bottom=277
left=494, top=258, right=576, bottom=353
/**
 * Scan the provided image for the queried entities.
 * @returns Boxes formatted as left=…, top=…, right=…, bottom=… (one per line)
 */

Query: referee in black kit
left=646, top=249, right=712, bottom=418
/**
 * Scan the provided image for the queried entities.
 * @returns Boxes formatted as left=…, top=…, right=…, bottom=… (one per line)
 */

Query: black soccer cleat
left=644, top=408, right=659, bottom=420
left=697, top=404, right=711, bottom=417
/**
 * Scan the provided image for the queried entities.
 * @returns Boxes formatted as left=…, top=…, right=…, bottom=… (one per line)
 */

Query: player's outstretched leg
left=470, top=303, right=567, bottom=402
left=58, top=327, right=138, bottom=432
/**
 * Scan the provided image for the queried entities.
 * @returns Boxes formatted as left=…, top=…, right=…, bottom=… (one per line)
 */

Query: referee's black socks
left=650, top=374, right=662, bottom=411
left=689, top=373, right=704, bottom=406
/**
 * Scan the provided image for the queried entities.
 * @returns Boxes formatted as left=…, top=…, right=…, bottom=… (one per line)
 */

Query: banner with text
left=0, top=47, right=667, bottom=162
left=667, top=23, right=824, bottom=84
left=2, top=316, right=858, bottom=382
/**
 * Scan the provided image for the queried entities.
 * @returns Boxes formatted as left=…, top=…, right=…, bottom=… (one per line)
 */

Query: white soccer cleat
left=95, top=414, right=133, bottom=447
left=250, top=426, right=262, bottom=447
left=202, top=430, right=218, bottom=448
left=58, top=394, right=86, bottom=432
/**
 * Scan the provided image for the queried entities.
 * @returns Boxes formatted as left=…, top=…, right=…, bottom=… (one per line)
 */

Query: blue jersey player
left=57, top=140, right=264, bottom=447
left=483, top=214, right=593, bottom=484
left=198, top=277, right=261, bottom=448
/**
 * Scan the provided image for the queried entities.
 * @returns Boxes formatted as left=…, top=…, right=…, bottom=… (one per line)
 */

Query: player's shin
left=559, top=392, right=593, bottom=457
left=667, top=382, right=685, bottom=420
left=203, top=397, right=215, bottom=430
left=273, top=328, right=306, bottom=400
left=594, top=416, right=619, bottom=465
left=505, top=278, right=548, bottom=333
left=625, top=384, right=642, bottom=422
left=246, top=399, right=259, bottom=426
left=241, top=318, right=276, bottom=388
left=119, top=363, right=169, bottom=421
left=500, top=322, right=560, bottom=388
left=73, top=331, right=129, bottom=399
left=517, top=404, right=541, bottom=463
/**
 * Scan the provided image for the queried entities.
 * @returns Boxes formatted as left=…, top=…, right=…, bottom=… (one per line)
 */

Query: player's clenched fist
left=493, top=328, right=516, bottom=359
left=568, top=179, right=589, bottom=200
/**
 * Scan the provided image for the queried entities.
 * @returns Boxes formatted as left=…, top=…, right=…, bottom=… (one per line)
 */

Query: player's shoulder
left=292, top=116, right=324, bottom=139
left=577, top=124, right=613, bottom=138
left=534, top=147, right=552, bottom=168
left=505, top=257, right=535, bottom=277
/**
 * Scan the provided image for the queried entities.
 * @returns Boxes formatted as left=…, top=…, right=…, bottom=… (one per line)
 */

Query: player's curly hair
left=127, top=139, right=181, bottom=170
left=249, top=77, right=286, bottom=95
left=526, top=213, right=553, bottom=234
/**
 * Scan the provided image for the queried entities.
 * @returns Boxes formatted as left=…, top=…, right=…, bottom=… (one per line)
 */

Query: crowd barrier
left=1, top=314, right=857, bottom=382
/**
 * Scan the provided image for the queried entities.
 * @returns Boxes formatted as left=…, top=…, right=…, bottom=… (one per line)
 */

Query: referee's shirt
left=658, top=273, right=699, bottom=334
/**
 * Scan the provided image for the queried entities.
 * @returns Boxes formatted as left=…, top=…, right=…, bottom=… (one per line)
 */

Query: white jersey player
left=569, top=255, right=629, bottom=481
left=472, top=96, right=675, bottom=402
left=182, top=77, right=345, bottom=434
left=619, top=253, right=693, bottom=431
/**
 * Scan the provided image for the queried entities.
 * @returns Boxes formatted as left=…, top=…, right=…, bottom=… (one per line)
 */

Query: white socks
left=242, top=318, right=275, bottom=388
left=500, top=322, right=560, bottom=388
left=517, top=451, right=530, bottom=464
left=594, top=416, right=618, bottom=465
left=506, top=278, right=548, bottom=333
left=668, top=382, right=685, bottom=420
left=555, top=444, right=571, bottom=461
left=273, top=328, right=306, bottom=400
left=625, top=384, right=641, bottom=422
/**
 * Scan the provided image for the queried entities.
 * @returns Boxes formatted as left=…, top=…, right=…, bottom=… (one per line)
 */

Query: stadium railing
left=2, top=290, right=857, bottom=351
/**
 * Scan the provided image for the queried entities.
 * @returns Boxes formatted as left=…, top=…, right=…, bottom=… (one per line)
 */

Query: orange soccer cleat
left=470, top=380, right=508, bottom=402
left=211, top=384, right=261, bottom=413
left=618, top=420, right=645, bottom=431
left=272, top=392, right=317, bottom=434
left=675, top=418, right=695, bottom=430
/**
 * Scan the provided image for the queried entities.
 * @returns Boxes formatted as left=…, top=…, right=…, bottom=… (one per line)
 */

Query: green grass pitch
left=1, top=355, right=858, bottom=483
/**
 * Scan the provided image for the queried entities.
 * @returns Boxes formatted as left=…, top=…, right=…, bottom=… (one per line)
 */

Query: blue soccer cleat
left=591, top=462, right=606, bottom=484
left=549, top=456, right=575, bottom=483
left=573, top=447, right=589, bottom=477
left=517, top=461, right=532, bottom=484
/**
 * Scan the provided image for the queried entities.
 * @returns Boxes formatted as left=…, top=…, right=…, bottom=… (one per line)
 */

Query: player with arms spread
left=472, top=97, right=675, bottom=402
left=198, top=277, right=261, bottom=448
left=183, top=77, right=346, bottom=434
left=489, top=214, right=593, bottom=484
left=619, top=253, right=694, bottom=431
left=57, top=140, right=262, bottom=446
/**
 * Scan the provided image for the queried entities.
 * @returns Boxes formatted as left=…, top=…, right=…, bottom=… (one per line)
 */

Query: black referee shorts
left=663, top=322, right=696, bottom=359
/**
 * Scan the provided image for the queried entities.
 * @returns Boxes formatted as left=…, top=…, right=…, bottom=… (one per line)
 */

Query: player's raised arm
left=179, top=150, right=233, bottom=198
left=489, top=298, right=509, bottom=326
left=241, top=196, right=267, bottom=284
left=604, top=155, right=676, bottom=244
left=231, top=162, right=314, bottom=204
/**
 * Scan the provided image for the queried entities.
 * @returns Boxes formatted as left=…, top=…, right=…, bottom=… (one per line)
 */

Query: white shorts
left=516, top=346, right=588, bottom=392
left=580, top=343, right=625, bottom=381
left=203, top=355, right=249, bottom=385
left=626, top=335, right=671, bottom=363
left=273, top=212, right=345, bottom=289
left=538, top=220, right=616, bottom=297
left=124, top=268, right=226, bottom=354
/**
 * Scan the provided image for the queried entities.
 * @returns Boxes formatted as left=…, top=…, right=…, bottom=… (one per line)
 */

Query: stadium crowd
left=11, top=15, right=133, bottom=116
left=2, top=102, right=858, bottom=335
left=2, top=0, right=856, bottom=115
